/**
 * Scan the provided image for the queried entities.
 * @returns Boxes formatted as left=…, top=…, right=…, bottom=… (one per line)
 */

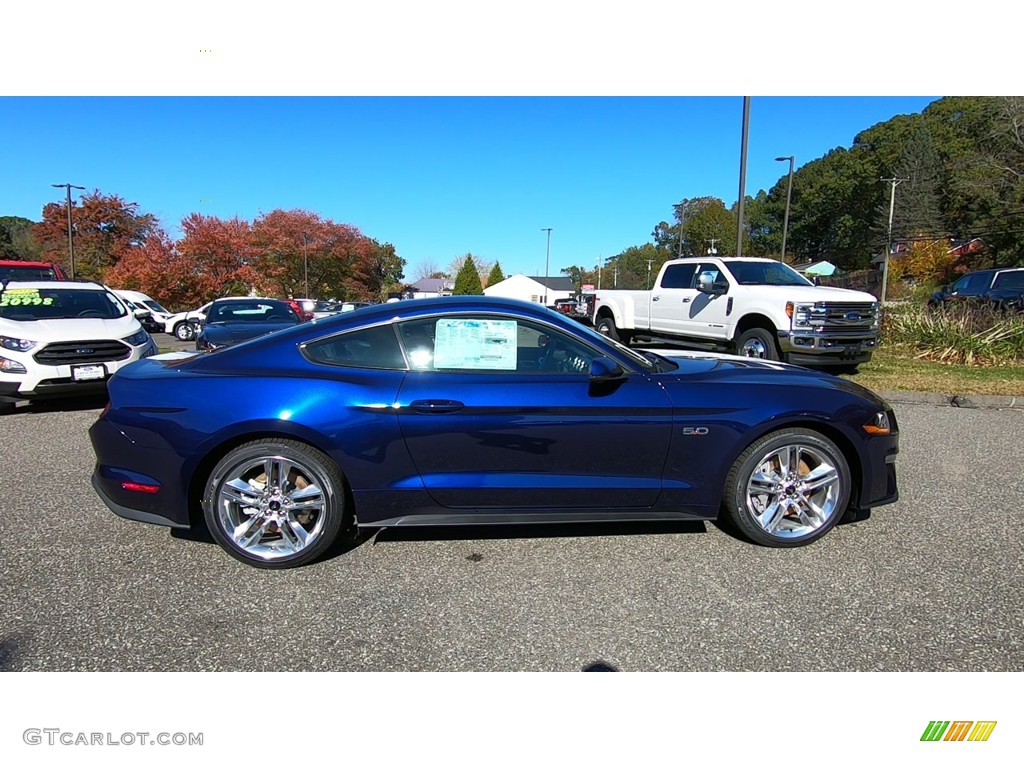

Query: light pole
left=775, top=156, right=795, bottom=262
left=51, top=183, right=85, bottom=278
left=735, top=97, right=751, bottom=258
left=540, top=227, right=552, bottom=306
left=879, top=177, right=908, bottom=306
left=301, top=234, right=310, bottom=298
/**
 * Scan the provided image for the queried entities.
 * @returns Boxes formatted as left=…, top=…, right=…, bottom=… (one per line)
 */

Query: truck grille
left=814, top=302, right=877, bottom=330
left=34, top=340, right=131, bottom=366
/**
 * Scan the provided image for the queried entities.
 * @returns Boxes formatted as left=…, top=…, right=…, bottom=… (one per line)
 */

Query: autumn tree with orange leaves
left=32, top=191, right=160, bottom=280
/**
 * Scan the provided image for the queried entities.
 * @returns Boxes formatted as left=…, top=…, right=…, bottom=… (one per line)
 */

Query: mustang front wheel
left=203, top=439, right=349, bottom=568
left=722, top=428, right=851, bottom=547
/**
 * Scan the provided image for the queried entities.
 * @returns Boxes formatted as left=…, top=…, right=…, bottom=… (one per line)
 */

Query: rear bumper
left=91, top=471, right=188, bottom=529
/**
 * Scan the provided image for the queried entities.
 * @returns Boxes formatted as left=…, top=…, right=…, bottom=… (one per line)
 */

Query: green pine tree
left=486, top=261, right=505, bottom=287
left=453, top=254, right=484, bottom=295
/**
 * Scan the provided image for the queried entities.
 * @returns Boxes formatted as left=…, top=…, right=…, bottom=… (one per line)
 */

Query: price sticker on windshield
left=0, top=289, right=54, bottom=307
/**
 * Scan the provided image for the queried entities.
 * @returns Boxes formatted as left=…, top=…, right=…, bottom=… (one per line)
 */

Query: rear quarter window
left=303, top=324, right=406, bottom=370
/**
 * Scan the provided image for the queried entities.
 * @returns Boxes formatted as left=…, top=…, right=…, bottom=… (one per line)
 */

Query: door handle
left=652, top=296, right=660, bottom=301
left=410, top=399, right=464, bottom=414
left=681, top=297, right=691, bottom=303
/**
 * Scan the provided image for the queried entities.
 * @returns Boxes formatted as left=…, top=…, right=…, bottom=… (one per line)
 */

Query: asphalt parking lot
left=1, top=352, right=1022, bottom=671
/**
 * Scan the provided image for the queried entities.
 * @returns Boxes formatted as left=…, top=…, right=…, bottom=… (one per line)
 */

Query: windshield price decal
left=0, top=289, right=54, bottom=307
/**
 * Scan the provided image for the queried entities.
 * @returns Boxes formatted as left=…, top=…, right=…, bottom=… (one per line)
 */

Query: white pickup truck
left=591, top=257, right=880, bottom=368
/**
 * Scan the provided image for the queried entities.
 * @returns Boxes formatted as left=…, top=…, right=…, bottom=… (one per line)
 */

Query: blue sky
left=0, top=96, right=936, bottom=280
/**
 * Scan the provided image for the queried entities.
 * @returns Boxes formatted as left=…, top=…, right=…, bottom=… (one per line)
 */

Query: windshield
left=0, top=265, right=58, bottom=281
left=206, top=300, right=298, bottom=324
left=723, top=261, right=813, bottom=287
left=143, top=300, right=170, bottom=313
left=0, top=287, right=129, bottom=320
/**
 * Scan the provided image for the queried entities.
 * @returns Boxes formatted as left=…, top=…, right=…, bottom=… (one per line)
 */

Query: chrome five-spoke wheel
left=203, top=439, right=348, bottom=568
left=723, top=428, right=851, bottom=547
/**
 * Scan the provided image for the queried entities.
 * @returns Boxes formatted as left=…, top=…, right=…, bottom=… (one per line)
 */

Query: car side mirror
left=133, top=308, right=148, bottom=319
left=589, top=357, right=627, bottom=383
left=697, top=272, right=728, bottom=295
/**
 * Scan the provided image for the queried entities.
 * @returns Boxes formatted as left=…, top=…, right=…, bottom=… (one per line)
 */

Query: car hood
left=201, top=322, right=298, bottom=345
left=640, top=348, right=890, bottom=409
left=0, top=316, right=141, bottom=340
left=740, top=284, right=877, bottom=303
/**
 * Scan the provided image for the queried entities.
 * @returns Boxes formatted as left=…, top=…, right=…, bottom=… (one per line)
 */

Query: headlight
left=0, top=335, right=37, bottom=352
left=786, top=302, right=824, bottom=329
left=0, top=355, right=28, bottom=373
left=862, top=411, right=891, bottom=435
left=122, top=330, right=151, bottom=346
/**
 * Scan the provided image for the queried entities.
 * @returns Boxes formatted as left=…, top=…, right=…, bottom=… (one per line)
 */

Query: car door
left=394, top=314, right=675, bottom=510
left=648, top=262, right=699, bottom=335
left=681, top=262, right=732, bottom=339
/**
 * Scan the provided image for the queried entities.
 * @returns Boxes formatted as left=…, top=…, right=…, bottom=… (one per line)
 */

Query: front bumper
left=778, top=330, right=878, bottom=365
left=0, top=342, right=158, bottom=402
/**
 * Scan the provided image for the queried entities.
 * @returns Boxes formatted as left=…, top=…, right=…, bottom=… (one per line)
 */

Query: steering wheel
left=77, top=310, right=105, bottom=318
left=557, top=353, right=590, bottom=374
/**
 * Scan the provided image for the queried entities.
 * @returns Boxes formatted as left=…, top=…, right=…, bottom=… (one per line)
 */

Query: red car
left=0, top=260, right=68, bottom=281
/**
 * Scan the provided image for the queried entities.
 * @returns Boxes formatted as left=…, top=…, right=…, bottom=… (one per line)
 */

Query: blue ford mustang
left=89, top=296, right=899, bottom=569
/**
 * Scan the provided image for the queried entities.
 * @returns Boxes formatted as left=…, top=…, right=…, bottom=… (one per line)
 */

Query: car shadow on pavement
left=366, top=519, right=709, bottom=546
left=5, top=395, right=109, bottom=415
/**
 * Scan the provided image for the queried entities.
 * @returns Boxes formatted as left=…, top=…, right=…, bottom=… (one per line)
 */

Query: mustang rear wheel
left=203, top=439, right=349, bottom=568
left=722, top=428, right=850, bottom=547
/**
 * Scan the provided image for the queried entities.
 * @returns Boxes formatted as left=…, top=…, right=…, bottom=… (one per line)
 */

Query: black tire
left=202, top=438, right=351, bottom=569
left=722, top=428, right=851, bottom=548
left=735, top=327, right=780, bottom=361
left=595, top=316, right=632, bottom=345
left=174, top=322, right=195, bottom=341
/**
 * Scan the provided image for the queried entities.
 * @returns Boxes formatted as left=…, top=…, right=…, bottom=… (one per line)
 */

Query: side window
left=993, top=271, right=1024, bottom=291
left=304, top=324, right=406, bottom=370
left=958, top=273, right=991, bottom=295
left=660, top=263, right=697, bottom=289
left=694, top=263, right=724, bottom=289
left=397, top=315, right=600, bottom=374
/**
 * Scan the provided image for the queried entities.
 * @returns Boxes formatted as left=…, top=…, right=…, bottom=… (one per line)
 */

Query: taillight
left=121, top=481, right=160, bottom=494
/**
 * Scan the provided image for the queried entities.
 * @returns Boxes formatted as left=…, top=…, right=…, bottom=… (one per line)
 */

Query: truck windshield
left=724, top=261, right=812, bottom=287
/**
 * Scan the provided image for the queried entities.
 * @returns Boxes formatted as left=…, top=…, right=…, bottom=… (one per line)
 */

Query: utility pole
left=880, top=177, right=908, bottom=306
left=646, top=259, right=654, bottom=289
left=302, top=234, right=310, bottom=298
left=735, top=97, right=751, bottom=258
left=775, top=155, right=795, bottom=262
left=540, top=227, right=553, bottom=306
left=613, top=265, right=618, bottom=287
left=597, top=255, right=602, bottom=290
left=51, top=183, right=85, bottom=278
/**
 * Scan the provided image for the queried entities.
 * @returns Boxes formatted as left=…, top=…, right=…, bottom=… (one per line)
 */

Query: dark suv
left=929, top=268, right=1024, bottom=311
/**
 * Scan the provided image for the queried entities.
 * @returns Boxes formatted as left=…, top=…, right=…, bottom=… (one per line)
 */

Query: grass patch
left=840, top=345, right=1024, bottom=395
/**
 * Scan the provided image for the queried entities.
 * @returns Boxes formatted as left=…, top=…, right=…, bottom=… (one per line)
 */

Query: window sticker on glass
left=0, top=289, right=54, bottom=307
left=434, top=319, right=518, bottom=370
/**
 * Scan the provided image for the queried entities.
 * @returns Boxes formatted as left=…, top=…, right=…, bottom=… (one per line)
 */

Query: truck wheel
left=596, top=316, right=631, bottom=345
left=735, top=328, right=780, bottom=361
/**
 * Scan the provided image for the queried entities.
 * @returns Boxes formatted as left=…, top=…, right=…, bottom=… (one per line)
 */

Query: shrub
left=882, top=303, right=1024, bottom=366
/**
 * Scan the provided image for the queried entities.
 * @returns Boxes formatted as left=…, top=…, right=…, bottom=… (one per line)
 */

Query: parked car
left=195, top=298, right=303, bottom=351
left=113, top=290, right=175, bottom=334
left=163, top=296, right=252, bottom=340
left=928, top=267, right=1024, bottom=311
left=310, top=300, right=376, bottom=319
left=89, top=296, right=899, bottom=569
left=0, top=280, right=157, bottom=414
left=0, top=260, right=68, bottom=281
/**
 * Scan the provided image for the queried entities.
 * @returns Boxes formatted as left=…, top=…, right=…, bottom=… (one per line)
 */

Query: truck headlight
left=786, top=302, right=822, bottom=329
left=0, top=335, right=37, bottom=352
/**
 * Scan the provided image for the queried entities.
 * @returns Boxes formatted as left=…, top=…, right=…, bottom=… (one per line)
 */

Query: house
left=394, top=277, right=454, bottom=300
left=483, top=274, right=576, bottom=306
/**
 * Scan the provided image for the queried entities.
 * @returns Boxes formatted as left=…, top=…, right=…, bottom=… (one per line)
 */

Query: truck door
left=648, top=262, right=698, bottom=336
left=681, top=263, right=732, bottom=340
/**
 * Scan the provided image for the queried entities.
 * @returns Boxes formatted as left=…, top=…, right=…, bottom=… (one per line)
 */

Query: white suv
left=0, top=281, right=158, bottom=414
